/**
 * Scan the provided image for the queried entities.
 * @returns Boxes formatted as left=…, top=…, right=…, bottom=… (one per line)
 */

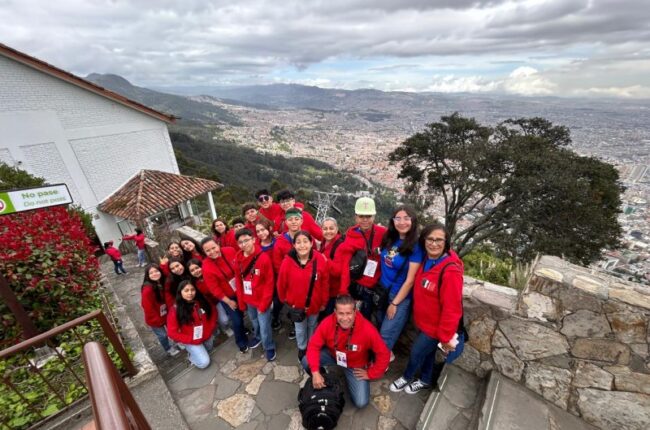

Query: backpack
left=348, top=249, right=368, bottom=281
left=298, top=374, right=345, bottom=430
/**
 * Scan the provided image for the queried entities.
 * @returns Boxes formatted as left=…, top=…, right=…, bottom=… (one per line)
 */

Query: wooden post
left=0, top=272, right=39, bottom=339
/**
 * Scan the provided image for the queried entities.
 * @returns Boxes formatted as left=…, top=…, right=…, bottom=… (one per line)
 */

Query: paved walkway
left=102, top=254, right=428, bottom=429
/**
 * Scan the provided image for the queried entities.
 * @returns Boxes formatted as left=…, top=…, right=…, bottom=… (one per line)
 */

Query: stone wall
left=454, top=255, right=650, bottom=430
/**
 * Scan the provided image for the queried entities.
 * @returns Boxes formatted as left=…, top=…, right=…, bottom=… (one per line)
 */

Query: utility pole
left=309, top=191, right=342, bottom=225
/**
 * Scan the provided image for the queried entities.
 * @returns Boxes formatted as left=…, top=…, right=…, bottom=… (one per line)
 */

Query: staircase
left=417, top=366, right=597, bottom=430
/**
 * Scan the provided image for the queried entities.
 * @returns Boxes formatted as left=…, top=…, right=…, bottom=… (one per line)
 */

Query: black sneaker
left=272, top=320, right=281, bottom=331
left=288, top=330, right=296, bottom=340
left=239, top=345, right=249, bottom=354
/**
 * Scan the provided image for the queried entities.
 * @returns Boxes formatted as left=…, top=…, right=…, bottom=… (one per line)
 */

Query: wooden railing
left=82, top=342, right=150, bottom=430
left=0, top=310, right=136, bottom=429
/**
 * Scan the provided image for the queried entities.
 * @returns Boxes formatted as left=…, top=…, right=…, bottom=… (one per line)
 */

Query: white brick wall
left=0, top=148, right=14, bottom=164
left=20, top=142, right=82, bottom=203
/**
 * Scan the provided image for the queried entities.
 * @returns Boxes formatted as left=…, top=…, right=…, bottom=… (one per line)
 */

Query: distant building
left=0, top=43, right=178, bottom=244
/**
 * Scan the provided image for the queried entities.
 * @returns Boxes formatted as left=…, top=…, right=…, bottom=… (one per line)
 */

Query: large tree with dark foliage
left=389, top=113, right=622, bottom=265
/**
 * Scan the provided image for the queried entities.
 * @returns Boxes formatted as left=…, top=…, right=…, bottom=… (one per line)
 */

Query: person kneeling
left=167, top=280, right=217, bottom=369
left=301, top=294, right=390, bottom=408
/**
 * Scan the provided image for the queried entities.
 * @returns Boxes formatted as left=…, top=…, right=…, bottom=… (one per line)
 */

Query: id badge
left=363, top=259, right=378, bottom=277
left=243, top=280, right=253, bottom=295
left=193, top=325, right=203, bottom=340
left=159, top=304, right=167, bottom=317
left=228, top=278, right=237, bottom=292
left=335, top=350, right=348, bottom=368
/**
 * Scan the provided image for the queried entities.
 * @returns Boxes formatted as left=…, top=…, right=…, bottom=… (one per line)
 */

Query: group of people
left=132, top=189, right=465, bottom=409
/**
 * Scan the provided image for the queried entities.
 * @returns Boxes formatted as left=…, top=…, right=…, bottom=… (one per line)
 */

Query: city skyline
left=1, top=0, right=649, bottom=98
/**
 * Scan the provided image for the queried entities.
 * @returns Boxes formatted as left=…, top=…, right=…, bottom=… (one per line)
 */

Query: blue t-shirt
left=379, top=240, right=424, bottom=295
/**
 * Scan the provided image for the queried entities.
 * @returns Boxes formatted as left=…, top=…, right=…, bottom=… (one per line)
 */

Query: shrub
left=0, top=206, right=102, bottom=348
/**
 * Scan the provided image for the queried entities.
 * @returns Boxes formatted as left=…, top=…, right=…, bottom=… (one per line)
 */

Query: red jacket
left=413, top=251, right=464, bottom=343
left=319, top=234, right=348, bottom=298
left=105, top=246, right=122, bottom=261
left=275, top=205, right=324, bottom=242
left=141, top=283, right=168, bottom=327
left=215, top=230, right=238, bottom=249
left=259, top=203, right=283, bottom=230
left=272, top=232, right=294, bottom=273
left=340, top=224, right=387, bottom=291
left=306, top=312, right=390, bottom=378
left=166, top=301, right=217, bottom=345
left=123, top=233, right=146, bottom=250
left=277, top=250, right=329, bottom=316
left=194, top=277, right=217, bottom=306
left=235, top=246, right=275, bottom=313
left=202, top=247, right=238, bottom=301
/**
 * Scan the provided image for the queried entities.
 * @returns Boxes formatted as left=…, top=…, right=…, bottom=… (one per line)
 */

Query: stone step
left=477, top=372, right=597, bottom=430
left=417, top=364, right=486, bottom=430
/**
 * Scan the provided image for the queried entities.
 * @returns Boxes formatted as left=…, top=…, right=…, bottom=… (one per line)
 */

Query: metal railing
left=83, top=342, right=150, bottom=430
left=0, top=310, right=136, bottom=429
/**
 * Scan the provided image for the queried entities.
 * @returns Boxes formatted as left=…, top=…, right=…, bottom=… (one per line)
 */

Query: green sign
left=0, top=184, right=73, bottom=216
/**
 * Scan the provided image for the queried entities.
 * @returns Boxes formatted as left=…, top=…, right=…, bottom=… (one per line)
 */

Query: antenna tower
left=309, top=191, right=342, bottom=225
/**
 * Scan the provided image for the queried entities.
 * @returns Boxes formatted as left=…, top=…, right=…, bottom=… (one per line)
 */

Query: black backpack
left=348, top=249, right=368, bottom=281
left=298, top=374, right=345, bottom=430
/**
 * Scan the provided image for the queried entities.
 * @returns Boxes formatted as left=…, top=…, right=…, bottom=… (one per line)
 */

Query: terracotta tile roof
left=98, top=170, right=222, bottom=221
left=0, top=43, right=176, bottom=124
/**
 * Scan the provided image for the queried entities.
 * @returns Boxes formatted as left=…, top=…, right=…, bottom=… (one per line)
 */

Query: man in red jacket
left=234, top=228, right=277, bottom=361
left=275, top=190, right=323, bottom=242
left=104, top=241, right=127, bottom=274
left=255, top=188, right=283, bottom=230
left=340, top=197, right=387, bottom=321
left=303, top=294, right=390, bottom=408
left=242, top=202, right=268, bottom=235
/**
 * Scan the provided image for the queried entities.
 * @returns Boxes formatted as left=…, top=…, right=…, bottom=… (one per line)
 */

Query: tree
left=389, top=113, right=622, bottom=265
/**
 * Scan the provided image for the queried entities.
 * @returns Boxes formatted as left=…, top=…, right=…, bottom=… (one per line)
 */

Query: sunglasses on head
left=257, top=195, right=271, bottom=202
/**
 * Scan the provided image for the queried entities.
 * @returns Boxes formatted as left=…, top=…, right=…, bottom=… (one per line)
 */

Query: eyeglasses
left=237, top=238, right=253, bottom=245
left=257, top=195, right=270, bottom=202
left=393, top=216, right=412, bottom=223
left=425, top=237, right=445, bottom=245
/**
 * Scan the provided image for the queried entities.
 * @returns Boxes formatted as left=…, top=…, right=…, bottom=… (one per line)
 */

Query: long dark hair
left=180, top=238, right=204, bottom=262
left=289, top=230, right=314, bottom=264
left=211, top=218, right=229, bottom=238
left=419, top=222, right=451, bottom=256
left=381, top=205, right=419, bottom=255
left=186, top=258, right=203, bottom=279
left=175, top=280, right=213, bottom=326
left=167, top=257, right=188, bottom=299
left=142, top=263, right=165, bottom=303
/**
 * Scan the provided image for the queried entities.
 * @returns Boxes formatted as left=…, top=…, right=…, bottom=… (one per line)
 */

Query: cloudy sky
left=2, top=0, right=650, bottom=98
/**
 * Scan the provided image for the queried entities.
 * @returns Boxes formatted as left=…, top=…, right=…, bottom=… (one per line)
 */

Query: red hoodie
left=193, top=277, right=217, bottom=306
left=202, top=246, right=238, bottom=301
left=215, top=229, right=238, bottom=249
left=319, top=234, right=349, bottom=298
left=123, top=233, right=146, bottom=250
left=141, top=283, right=168, bottom=328
left=413, top=251, right=464, bottom=343
left=166, top=301, right=217, bottom=345
left=259, top=202, right=283, bottom=230
left=105, top=246, right=122, bottom=262
left=272, top=232, right=294, bottom=273
left=275, top=204, right=324, bottom=242
left=306, top=311, right=390, bottom=378
left=277, top=250, right=329, bottom=316
left=339, top=224, right=387, bottom=291
left=235, top=246, right=275, bottom=313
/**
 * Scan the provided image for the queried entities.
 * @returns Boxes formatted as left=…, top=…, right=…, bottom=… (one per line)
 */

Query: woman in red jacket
left=167, top=280, right=217, bottom=369
left=318, top=217, right=347, bottom=320
left=211, top=218, right=238, bottom=249
left=180, top=238, right=204, bottom=263
left=141, top=264, right=180, bottom=357
left=123, top=228, right=147, bottom=267
left=390, top=222, right=464, bottom=395
left=277, top=230, right=330, bottom=360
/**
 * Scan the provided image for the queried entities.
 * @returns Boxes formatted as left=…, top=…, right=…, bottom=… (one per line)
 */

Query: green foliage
left=463, top=245, right=513, bottom=286
left=390, top=113, right=623, bottom=265
left=0, top=163, right=46, bottom=191
left=170, top=125, right=397, bottom=229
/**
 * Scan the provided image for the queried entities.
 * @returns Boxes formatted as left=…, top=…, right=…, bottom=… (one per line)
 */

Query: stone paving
left=102, top=254, right=429, bottom=429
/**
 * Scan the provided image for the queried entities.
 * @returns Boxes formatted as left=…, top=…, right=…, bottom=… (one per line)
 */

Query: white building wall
left=0, top=54, right=179, bottom=245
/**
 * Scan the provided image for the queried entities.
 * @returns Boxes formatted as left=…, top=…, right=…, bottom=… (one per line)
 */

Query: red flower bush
left=0, top=206, right=101, bottom=348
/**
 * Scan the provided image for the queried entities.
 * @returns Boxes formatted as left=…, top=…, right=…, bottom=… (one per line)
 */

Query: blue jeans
left=352, top=283, right=375, bottom=322
left=151, top=325, right=171, bottom=351
left=403, top=331, right=441, bottom=385
left=378, top=292, right=412, bottom=351
left=137, top=249, right=147, bottom=265
left=247, top=305, right=275, bottom=351
left=220, top=299, right=249, bottom=349
left=182, top=336, right=214, bottom=369
left=113, top=260, right=127, bottom=274
left=216, top=302, right=230, bottom=329
left=301, top=349, right=370, bottom=408
left=294, top=314, right=318, bottom=351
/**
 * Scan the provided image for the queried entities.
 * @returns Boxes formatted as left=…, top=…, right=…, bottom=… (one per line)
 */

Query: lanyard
left=238, top=252, right=260, bottom=280
left=334, top=322, right=355, bottom=351
left=357, top=226, right=375, bottom=255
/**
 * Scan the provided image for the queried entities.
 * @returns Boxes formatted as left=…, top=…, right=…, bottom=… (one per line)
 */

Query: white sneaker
left=390, top=376, right=409, bottom=392
left=405, top=379, right=430, bottom=394
left=167, top=346, right=181, bottom=357
left=176, top=343, right=186, bottom=351
left=224, top=328, right=234, bottom=337
left=390, top=351, right=395, bottom=363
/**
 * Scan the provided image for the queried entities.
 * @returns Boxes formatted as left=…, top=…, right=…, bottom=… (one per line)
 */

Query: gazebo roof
left=98, top=170, right=222, bottom=221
